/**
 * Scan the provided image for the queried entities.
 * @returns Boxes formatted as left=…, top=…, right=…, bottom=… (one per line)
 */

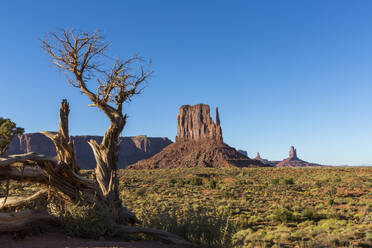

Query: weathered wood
left=88, top=118, right=126, bottom=223
left=0, top=189, right=48, bottom=210
left=0, top=152, right=96, bottom=201
left=40, top=99, right=79, bottom=172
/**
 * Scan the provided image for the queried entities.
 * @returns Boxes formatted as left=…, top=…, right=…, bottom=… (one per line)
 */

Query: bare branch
left=41, top=29, right=152, bottom=119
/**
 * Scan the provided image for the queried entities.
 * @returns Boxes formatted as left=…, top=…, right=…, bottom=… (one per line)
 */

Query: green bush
left=169, top=178, right=177, bottom=185
left=189, top=177, right=203, bottom=186
left=209, top=179, right=217, bottom=189
left=271, top=178, right=280, bottom=185
left=282, top=178, right=294, bottom=185
left=272, top=207, right=294, bottom=223
left=136, top=188, right=146, bottom=196
left=301, top=207, right=325, bottom=222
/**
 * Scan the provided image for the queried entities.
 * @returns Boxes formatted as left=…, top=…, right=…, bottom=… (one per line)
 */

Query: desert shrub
left=301, top=207, right=325, bottom=222
left=223, top=191, right=234, bottom=199
left=272, top=207, right=294, bottom=223
left=271, top=178, right=280, bottom=185
left=315, top=180, right=323, bottom=187
left=173, top=177, right=203, bottom=186
left=168, top=178, right=177, bottom=185
left=209, top=179, right=217, bottom=189
left=189, top=177, right=203, bottom=186
left=366, top=231, right=372, bottom=240
left=136, top=187, right=146, bottom=196
left=176, top=178, right=187, bottom=185
left=282, top=178, right=294, bottom=185
left=232, top=226, right=293, bottom=247
left=137, top=203, right=235, bottom=248
left=55, top=202, right=116, bottom=239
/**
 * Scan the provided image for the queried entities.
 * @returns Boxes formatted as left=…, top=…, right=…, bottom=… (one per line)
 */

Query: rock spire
left=255, top=152, right=262, bottom=160
left=289, top=146, right=297, bottom=159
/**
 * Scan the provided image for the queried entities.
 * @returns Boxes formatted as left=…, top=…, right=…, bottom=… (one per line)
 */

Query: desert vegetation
left=1, top=167, right=371, bottom=247
left=0, top=118, right=24, bottom=155
left=120, top=167, right=372, bottom=247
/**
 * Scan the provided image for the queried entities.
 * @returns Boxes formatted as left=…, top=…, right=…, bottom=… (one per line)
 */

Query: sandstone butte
left=128, top=104, right=268, bottom=169
left=275, top=146, right=322, bottom=167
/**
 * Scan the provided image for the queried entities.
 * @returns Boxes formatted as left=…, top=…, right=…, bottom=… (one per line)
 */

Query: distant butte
left=128, top=104, right=269, bottom=169
left=253, top=152, right=280, bottom=166
left=276, top=146, right=322, bottom=167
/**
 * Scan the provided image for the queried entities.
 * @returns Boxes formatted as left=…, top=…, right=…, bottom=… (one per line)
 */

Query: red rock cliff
left=175, top=104, right=222, bottom=143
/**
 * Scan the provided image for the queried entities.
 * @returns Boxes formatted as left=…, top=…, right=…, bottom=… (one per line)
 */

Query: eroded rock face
left=6, top=133, right=172, bottom=169
left=175, top=104, right=222, bottom=143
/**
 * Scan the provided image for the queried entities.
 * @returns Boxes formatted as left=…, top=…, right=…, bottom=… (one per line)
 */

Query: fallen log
left=0, top=189, right=48, bottom=210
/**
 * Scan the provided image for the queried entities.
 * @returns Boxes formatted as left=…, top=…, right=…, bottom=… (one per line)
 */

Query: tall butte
left=128, top=104, right=267, bottom=169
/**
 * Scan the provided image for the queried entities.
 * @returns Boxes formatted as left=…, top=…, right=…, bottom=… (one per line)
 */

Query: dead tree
left=40, top=28, right=151, bottom=223
left=0, top=29, right=190, bottom=245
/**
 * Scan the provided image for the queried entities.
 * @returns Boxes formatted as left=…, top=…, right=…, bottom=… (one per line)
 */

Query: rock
left=175, top=104, right=222, bottom=142
left=6, top=133, right=172, bottom=169
left=253, top=152, right=280, bottom=166
left=254, top=152, right=262, bottom=160
left=237, top=150, right=248, bottom=157
left=129, top=104, right=269, bottom=169
left=289, top=146, right=298, bottom=159
left=276, top=146, right=322, bottom=167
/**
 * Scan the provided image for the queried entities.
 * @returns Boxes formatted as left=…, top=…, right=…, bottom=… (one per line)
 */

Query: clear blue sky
left=1, top=1, right=372, bottom=165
